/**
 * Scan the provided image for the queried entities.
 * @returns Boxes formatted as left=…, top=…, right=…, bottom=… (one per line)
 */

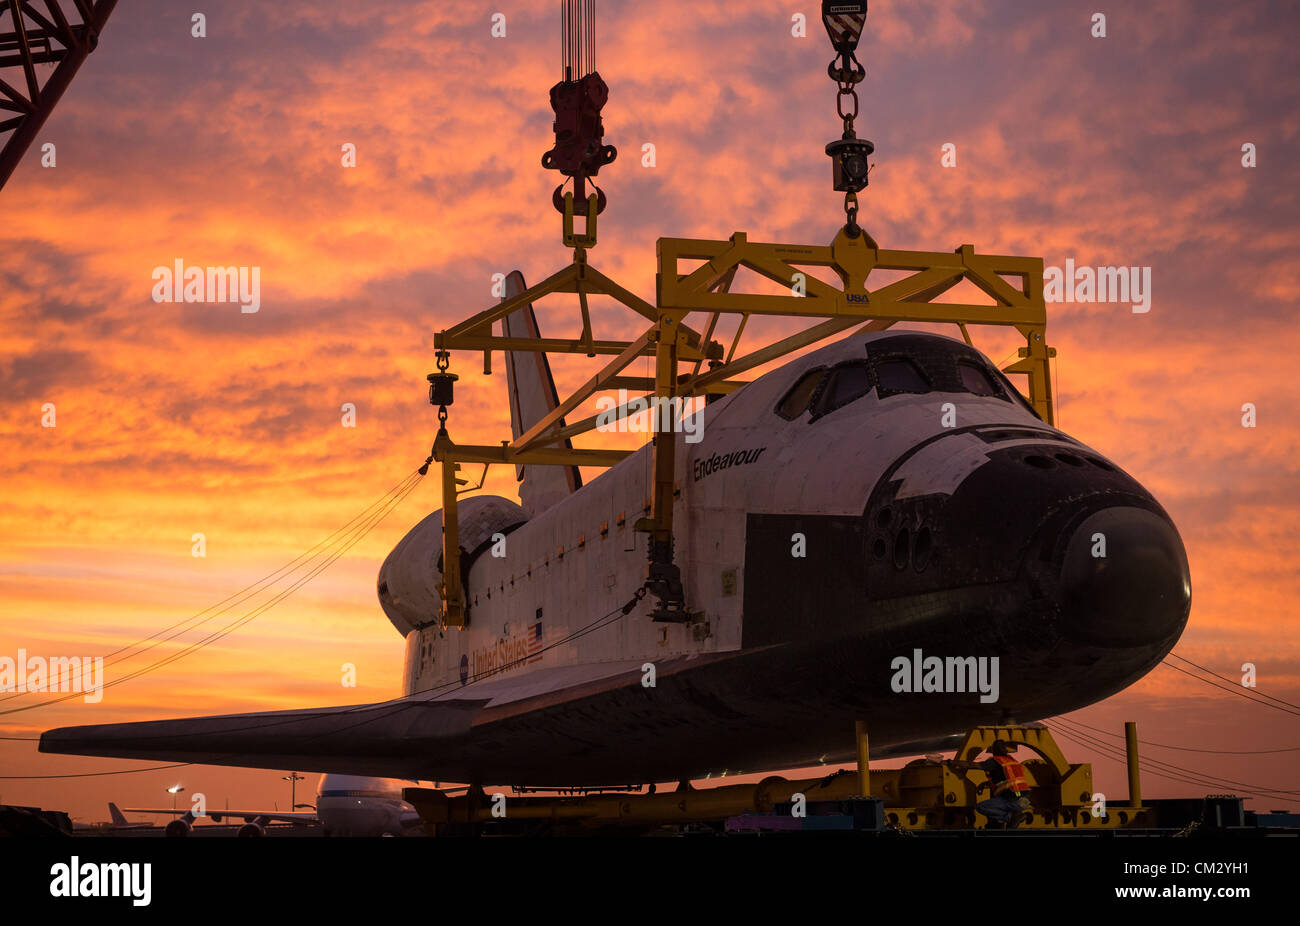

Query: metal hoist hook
left=821, top=1, right=874, bottom=238
left=427, top=350, right=457, bottom=432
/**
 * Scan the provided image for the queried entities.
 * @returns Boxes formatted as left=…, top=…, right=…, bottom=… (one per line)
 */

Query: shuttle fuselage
left=382, top=330, right=1190, bottom=783
left=42, top=330, right=1191, bottom=786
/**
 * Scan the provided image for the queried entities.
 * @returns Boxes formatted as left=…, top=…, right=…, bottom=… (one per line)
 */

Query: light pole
left=282, top=772, right=305, bottom=810
left=166, top=784, right=185, bottom=814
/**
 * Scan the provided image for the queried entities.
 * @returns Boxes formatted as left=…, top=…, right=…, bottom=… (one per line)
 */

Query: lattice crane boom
left=0, top=0, right=117, bottom=191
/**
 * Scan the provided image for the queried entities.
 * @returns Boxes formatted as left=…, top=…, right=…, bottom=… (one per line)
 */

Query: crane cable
left=1049, top=716, right=1300, bottom=801
left=1049, top=723, right=1255, bottom=797
left=562, top=0, right=595, bottom=80
left=1, top=466, right=423, bottom=701
left=0, top=586, right=648, bottom=779
left=1165, top=653, right=1300, bottom=712
left=1059, top=716, right=1300, bottom=755
left=1158, top=659, right=1300, bottom=717
left=0, top=467, right=427, bottom=717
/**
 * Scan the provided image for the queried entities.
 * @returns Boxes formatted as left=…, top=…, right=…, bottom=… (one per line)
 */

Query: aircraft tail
left=107, top=802, right=128, bottom=826
left=501, top=270, right=582, bottom=516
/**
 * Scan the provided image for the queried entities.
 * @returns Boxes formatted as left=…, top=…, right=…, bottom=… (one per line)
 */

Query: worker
left=950, top=740, right=1032, bottom=829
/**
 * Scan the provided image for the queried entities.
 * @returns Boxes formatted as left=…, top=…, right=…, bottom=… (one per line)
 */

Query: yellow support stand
left=855, top=720, right=871, bottom=797
left=404, top=723, right=1151, bottom=833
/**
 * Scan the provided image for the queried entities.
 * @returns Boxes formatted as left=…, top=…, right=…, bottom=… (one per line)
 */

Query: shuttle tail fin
left=501, top=270, right=582, bottom=516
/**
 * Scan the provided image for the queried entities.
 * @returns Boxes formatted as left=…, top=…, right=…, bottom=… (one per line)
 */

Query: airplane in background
left=66, top=803, right=157, bottom=834
left=114, top=774, right=426, bottom=837
left=107, top=802, right=157, bottom=832
left=41, top=272, right=1192, bottom=788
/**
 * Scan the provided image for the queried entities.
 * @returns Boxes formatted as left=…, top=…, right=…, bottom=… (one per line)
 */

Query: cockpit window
left=808, top=361, right=872, bottom=417
left=875, top=359, right=930, bottom=396
left=825, top=363, right=873, bottom=408
left=864, top=333, right=1033, bottom=410
left=957, top=361, right=998, bottom=397
left=786, top=335, right=1042, bottom=423
left=991, top=367, right=1041, bottom=419
left=776, top=368, right=826, bottom=419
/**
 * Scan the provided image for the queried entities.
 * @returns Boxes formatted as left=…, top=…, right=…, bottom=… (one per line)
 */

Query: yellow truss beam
left=513, top=328, right=655, bottom=451
left=436, top=256, right=714, bottom=359
left=428, top=225, right=1057, bottom=628
left=658, top=229, right=1056, bottom=424
left=433, top=441, right=633, bottom=469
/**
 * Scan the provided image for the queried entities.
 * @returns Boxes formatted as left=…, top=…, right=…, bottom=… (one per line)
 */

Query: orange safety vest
left=991, top=755, right=1029, bottom=795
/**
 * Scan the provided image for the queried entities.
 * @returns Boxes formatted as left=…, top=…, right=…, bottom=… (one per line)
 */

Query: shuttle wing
left=39, top=655, right=755, bottom=779
left=42, top=653, right=971, bottom=782
left=40, top=695, right=490, bottom=779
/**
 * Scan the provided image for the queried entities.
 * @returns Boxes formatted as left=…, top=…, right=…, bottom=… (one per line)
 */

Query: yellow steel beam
left=711, top=265, right=739, bottom=294
left=430, top=225, right=1056, bottom=632
left=649, top=312, right=685, bottom=552
left=513, top=328, right=656, bottom=452
left=1125, top=721, right=1142, bottom=808
left=741, top=248, right=845, bottom=302
left=436, top=257, right=721, bottom=369
left=579, top=262, right=709, bottom=353
left=544, top=392, right=660, bottom=445
left=530, top=378, right=743, bottom=451
left=435, top=259, right=709, bottom=354
left=725, top=313, right=750, bottom=364
left=434, top=441, right=632, bottom=469
left=434, top=334, right=656, bottom=358
left=1004, top=327, right=1056, bottom=425
left=440, top=262, right=581, bottom=343
left=691, top=314, right=721, bottom=378
left=437, top=438, right=465, bottom=628
left=658, top=231, right=1045, bottom=324
left=684, top=317, right=895, bottom=394
left=603, top=375, right=748, bottom=394
left=658, top=228, right=1055, bottom=425
left=662, top=286, right=1040, bottom=324
left=855, top=720, right=871, bottom=798
left=438, top=333, right=713, bottom=364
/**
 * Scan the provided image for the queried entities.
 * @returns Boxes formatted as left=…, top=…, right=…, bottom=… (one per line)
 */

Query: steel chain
left=831, top=49, right=866, bottom=232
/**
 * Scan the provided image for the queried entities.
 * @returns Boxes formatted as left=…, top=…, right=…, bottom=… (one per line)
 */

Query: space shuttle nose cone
left=1057, top=507, right=1191, bottom=648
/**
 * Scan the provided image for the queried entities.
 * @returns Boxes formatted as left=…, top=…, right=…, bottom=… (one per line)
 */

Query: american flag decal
left=527, top=620, right=544, bottom=664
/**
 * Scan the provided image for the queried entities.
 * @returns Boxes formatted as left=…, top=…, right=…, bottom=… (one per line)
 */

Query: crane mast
left=0, top=0, right=118, bottom=191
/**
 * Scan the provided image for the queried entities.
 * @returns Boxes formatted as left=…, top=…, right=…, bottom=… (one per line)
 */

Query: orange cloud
left=2, top=0, right=1296, bottom=820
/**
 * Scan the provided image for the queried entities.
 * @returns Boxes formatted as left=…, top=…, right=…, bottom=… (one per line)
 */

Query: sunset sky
left=1, top=0, right=1297, bottom=822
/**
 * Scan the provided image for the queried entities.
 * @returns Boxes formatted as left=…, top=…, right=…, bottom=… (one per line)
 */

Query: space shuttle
left=41, top=271, right=1192, bottom=786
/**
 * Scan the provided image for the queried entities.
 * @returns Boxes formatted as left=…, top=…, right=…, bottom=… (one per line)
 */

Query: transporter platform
left=401, top=722, right=1300, bottom=837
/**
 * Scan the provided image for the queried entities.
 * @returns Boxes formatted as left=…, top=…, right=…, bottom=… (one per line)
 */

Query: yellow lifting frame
left=657, top=228, right=1056, bottom=424
left=429, top=225, right=1056, bottom=629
